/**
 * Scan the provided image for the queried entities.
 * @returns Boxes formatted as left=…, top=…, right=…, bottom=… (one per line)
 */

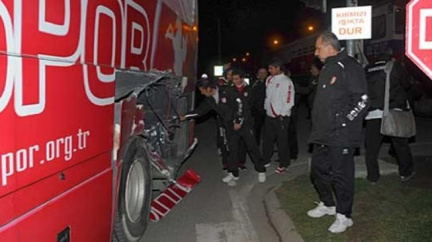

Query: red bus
left=0, top=0, right=199, bottom=241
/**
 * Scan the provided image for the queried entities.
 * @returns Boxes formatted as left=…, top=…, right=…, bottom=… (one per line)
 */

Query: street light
left=307, top=25, right=315, bottom=32
left=232, top=58, right=237, bottom=62
left=246, top=52, right=250, bottom=56
left=273, top=39, right=279, bottom=45
left=242, top=57, right=247, bottom=62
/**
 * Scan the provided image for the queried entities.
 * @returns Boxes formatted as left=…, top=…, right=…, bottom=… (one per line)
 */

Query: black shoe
left=354, top=148, right=360, bottom=156
left=400, top=172, right=416, bottom=182
left=307, top=144, right=314, bottom=154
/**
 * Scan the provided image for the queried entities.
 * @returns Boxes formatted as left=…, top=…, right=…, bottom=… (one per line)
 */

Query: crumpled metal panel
left=114, top=70, right=172, bottom=102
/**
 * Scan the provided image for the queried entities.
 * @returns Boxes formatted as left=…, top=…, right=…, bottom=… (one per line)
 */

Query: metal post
left=322, top=0, right=327, bottom=13
left=217, top=18, right=221, bottom=64
left=346, top=0, right=358, bottom=57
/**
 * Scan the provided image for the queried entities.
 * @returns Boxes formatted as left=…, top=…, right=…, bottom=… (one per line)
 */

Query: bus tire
left=113, top=137, right=152, bottom=242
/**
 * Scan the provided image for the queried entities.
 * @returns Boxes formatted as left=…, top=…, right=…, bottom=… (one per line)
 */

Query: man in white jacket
left=263, top=60, right=295, bottom=174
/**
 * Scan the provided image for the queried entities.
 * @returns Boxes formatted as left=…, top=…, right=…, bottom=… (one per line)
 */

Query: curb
left=262, top=157, right=398, bottom=242
left=264, top=187, right=304, bottom=242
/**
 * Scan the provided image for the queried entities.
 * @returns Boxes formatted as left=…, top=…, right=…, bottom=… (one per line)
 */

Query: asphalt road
left=141, top=104, right=313, bottom=242
left=141, top=118, right=276, bottom=242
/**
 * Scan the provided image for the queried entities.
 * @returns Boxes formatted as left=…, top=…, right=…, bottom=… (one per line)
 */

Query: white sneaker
left=222, top=173, right=239, bottom=183
left=328, top=213, right=354, bottom=233
left=307, top=201, right=336, bottom=218
left=258, top=173, right=266, bottom=183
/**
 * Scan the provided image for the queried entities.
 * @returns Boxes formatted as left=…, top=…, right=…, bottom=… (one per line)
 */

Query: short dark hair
left=197, top=77, right=217, bottom=89
left=223, top=67, right=233, bottom=79
left=320, top=31, right=341, bottom=51
left=379, top=47, right=394, bottom=61
left=269, top=59, right=285, bottom=71
left=231, top=68, right=244, bottom=78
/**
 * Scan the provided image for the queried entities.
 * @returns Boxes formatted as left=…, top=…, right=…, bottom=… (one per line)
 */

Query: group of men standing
left=181, top=62, right=295, bottom=186
left=182, top=30, right=416, bottom=234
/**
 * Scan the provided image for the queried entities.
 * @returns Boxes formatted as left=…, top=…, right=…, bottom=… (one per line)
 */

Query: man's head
left=315, top=31, right=340, bottom=62
left=257, top=68, right=268, bottom=81
left=268, top=60, right=284, bottom=76
left=379, top=47, right=394, bottom=61
left=224, top=68, right=233, bottom=82
left=232, top=69, right=245, bottom=87
left=197, top=77, right=217, bottom=97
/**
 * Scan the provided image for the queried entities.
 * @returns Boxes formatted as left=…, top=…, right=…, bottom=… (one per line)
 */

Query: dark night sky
left=196, top=0, right=370, bottom=75
left=197, top=0, right=327, bottom=74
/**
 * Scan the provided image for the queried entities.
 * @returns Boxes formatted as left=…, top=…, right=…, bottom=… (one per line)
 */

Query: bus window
left=394, top=8, right=404, bottom=34
left=372, top=14, right=386, bottom=39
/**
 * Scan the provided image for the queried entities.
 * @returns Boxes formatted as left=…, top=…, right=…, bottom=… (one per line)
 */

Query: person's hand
left=234, top=123, right=242, bottom=130
left=179, top=115, right=186, bottom=122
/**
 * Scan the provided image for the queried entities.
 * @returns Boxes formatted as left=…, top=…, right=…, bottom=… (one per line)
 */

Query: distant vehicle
left=0, top=0, right=199, bottom=241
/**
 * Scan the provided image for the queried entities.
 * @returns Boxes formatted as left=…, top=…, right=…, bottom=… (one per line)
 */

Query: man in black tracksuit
left=181, top=77, right=263, bottom=186
left=231, top=69, right=266, bottom=182
left=307, top=32, right=368, bottom=234
left=216, top=68, right=233, bottom=170
left=364, top=54, right=415, bottom=183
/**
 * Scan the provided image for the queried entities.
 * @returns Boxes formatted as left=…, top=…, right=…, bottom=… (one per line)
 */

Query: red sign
left=406, top=0, right=432, bottom=80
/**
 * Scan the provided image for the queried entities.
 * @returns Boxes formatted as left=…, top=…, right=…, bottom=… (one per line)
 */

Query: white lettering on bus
left=0, top=2, right=16, bottom=114
left=0, top=0, right=151, bottom=116
left=1, top=145, right=39, bottom=186
left=1, top=129, right=90, bottom=187
left=77, top=129, right=90, bottom=150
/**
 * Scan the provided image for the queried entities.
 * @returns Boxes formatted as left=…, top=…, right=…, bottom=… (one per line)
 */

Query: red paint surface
left=0, top=0, right=197, bottom=241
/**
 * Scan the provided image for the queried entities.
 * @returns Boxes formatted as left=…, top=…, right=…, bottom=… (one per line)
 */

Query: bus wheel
left=113, top=137, right=152, bottom=242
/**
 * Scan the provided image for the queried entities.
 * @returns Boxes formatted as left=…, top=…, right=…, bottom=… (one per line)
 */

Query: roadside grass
left=275, top=174, right=432, bottom=242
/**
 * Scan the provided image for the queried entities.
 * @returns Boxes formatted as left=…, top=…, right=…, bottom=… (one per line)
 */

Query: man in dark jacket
left=216, top=67, right=233, bottom=169
left=250, top=68, right=268, bottom=145
left=307, top=32, right=368, bottom=234
left=181, top=77, right=260, bottom=186
left=364, top=53, right=415, bottom=184
left=231, top=69, right=266, bottom=182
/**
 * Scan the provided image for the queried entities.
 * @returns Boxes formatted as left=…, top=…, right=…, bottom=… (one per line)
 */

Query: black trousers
left=288, top=111, right=298, bottom=159
left=221, top=125, right=239, bottom=176
left=217, top=125, right=228, bottom=167
left=253, top=113, right=266, bottom=145
left=236, top=124, right=266, bottom=173
left=310, top=145, right=355, bottom=218
left=263, top=116, right=290, bottom=168
left=365, top=119, right=414, bottom=182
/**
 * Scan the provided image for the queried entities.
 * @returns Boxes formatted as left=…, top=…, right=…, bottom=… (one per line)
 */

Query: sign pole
left=322, top=0, right=327, bottom=13
left=346, top=0, right=358, bottom=57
